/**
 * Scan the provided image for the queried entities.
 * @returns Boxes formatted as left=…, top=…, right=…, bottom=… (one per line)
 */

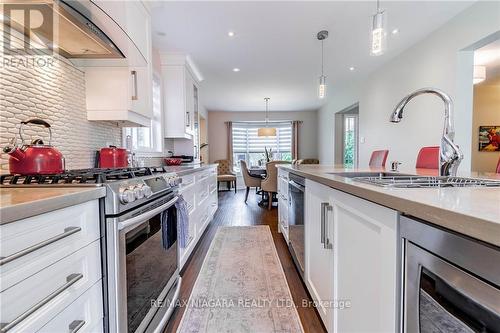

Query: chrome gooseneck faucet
left=389, top=88, right=463, bottom=177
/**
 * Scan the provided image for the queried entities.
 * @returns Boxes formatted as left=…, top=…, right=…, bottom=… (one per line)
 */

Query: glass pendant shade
left=473, top=65, right=486, bottom=84
left=371, top=10, right=387, bottom=56
left=318, top=75, right=326, bottom=99
left=258, top=127, right=277, bottom=137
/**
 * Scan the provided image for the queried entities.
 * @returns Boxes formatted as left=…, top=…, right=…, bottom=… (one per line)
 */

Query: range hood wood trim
left=87, top=110, right=150, bottom=127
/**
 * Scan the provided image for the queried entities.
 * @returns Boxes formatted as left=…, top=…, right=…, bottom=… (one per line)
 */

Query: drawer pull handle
left=0, top=273, right=83, bottom=332
left=69, top=320, right=85, bottom=333
left=0, top=227, right=81, bottom=266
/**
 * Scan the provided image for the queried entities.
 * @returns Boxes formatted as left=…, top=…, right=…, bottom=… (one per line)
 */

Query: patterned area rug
left=177, top=226, right=304, bottom=333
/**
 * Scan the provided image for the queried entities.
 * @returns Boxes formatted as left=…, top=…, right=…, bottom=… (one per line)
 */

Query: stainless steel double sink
left=331, top=172, right=500, bottom=188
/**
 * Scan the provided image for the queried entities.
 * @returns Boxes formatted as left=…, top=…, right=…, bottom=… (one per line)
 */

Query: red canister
left=99, top=146, right=128, bottom=168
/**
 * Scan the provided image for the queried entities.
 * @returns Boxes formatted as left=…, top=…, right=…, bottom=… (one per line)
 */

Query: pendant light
left=370, top=0, right=387, bottom=56
left=473, top=65, right=486, bottom=84
left=317, top=30, right=328, bottom=99
left=258, top=97, right=276, bottom=137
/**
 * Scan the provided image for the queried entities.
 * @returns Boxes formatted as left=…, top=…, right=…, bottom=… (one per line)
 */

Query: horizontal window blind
left=232, top=122, right=291, bottom=153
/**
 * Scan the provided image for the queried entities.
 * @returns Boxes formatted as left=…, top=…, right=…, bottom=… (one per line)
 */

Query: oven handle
left=118, top=196, right=179, bottom=231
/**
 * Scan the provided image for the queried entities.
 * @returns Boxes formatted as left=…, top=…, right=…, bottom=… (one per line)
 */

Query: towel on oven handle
left=175, top=195, right=190, bottom=248
left=161, top=195, right=190, bottom=250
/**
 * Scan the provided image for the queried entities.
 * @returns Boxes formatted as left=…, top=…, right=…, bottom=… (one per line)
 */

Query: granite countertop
left=163, top=163, right=218, bottom=176
left=278, top=164, right=500, bottom=246
left=0, top=186, right=106, bottom=224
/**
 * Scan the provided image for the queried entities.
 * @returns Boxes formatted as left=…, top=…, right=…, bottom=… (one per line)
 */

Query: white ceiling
left=151, top=1, right=473, bottom=112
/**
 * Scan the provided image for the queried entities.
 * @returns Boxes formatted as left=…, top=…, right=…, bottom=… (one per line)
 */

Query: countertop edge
left=0, top=187, right=106, bottom=225
left=278, top=165, right=500, bottom=247
left=164, top=164, right=218, bottom=176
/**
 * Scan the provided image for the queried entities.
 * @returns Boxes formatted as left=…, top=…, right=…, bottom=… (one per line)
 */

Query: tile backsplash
left=0, top=52, right=122, bottom=171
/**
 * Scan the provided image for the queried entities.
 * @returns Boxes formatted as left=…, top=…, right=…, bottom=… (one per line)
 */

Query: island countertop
left=278, top=164, right=500, bottom=247
left=0, top=186, right=106, bottom=224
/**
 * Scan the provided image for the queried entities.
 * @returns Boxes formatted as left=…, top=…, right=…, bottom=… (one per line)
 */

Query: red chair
left=496, top=156, right=500, bottom=173
left=369, top=150, right=389, bottom=168
left=416, top=146, right=439, bottom=169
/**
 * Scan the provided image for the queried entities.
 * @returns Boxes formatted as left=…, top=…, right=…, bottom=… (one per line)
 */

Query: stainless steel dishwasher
left=400, top=216, right=500, bottom=333
left=288, top=173, right=305, bottom=277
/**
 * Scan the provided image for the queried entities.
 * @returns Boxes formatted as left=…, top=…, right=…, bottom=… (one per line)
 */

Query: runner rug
left=177, top=226, right=304, bottom=333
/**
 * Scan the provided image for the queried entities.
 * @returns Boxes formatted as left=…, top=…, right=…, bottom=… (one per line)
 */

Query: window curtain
left=291, top=121, right=301, bottom=160
left=226, top=121, right=233, bottom=162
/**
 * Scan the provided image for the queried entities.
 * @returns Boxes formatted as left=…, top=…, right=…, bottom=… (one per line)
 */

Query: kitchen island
left=279, top=164, right=500, bottom=246
left=277, top=164, right=500, bottom=333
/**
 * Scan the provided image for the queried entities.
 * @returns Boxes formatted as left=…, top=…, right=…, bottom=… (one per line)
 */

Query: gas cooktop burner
left=0, top=166, right=171, bottom=186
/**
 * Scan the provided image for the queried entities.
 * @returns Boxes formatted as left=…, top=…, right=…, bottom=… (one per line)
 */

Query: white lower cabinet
left=38, top=281, right=104, bottom=333
left=305, top=180, right=334, bottom=329
left=304, top=178, right=399, bottom=333
left=277, top=169, right=289, bottom=239
left=178, top=166, right=218, bottom=269
left=331, top=188, right=398, bottom=333
left=0, top=200, right=103, bottom=333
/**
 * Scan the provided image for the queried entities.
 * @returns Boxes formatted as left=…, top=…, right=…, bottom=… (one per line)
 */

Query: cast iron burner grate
left=0, top=166, right=169, bottom=185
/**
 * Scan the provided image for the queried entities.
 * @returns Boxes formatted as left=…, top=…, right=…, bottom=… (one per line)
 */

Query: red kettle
left=3, top=119, right=65, bottom=175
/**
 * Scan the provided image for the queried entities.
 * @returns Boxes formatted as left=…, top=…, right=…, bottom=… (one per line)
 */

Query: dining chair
left=240, top=160, right=262, bottom=203
left=415, top=146, right=439, bottom=169
left=368, top=150, right=389, bottom=168
left=261, top=161, right=290, bottom=210
left=214, top=159, right=237, bottom=193
left=296, top=158, right=319, bottom=165
left=496, top=156, right=500, bottom=173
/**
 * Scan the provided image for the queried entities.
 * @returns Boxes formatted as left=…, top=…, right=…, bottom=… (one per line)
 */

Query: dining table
left=248, top=166, right=267, bottom=178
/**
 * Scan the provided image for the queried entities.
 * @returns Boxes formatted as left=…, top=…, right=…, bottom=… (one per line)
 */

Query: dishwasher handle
left=288, top=179, right=305, bottom=192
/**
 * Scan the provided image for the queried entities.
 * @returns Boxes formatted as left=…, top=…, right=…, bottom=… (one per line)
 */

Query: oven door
left=107, top=194, right=180, bottom=333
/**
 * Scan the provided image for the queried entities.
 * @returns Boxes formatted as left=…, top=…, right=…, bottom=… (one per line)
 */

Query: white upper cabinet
left=84, top=1, right=153, bottom=126
left=160, top=54, right=203, bottom=139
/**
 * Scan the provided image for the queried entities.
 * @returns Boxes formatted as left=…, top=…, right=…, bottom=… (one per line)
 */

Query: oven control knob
left=133, top=186, right=145, bottom=199
left=120, top=189, right=135, bottom=204
left=142, top=185, right=152, bottom=198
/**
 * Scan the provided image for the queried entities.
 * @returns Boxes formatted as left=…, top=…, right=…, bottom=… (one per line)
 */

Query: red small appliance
left=3, top=118, right=65, bottom=175
left=98, top=146, right=128, bottom=168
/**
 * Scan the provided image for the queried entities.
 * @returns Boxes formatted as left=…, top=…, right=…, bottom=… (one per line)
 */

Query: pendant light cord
left=321, top=40, right=324, bottom=76
left=264, top=97, right=270, bottom=127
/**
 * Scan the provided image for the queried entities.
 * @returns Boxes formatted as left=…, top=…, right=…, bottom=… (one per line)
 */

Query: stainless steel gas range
left=1, top=167, right=183, bottom=333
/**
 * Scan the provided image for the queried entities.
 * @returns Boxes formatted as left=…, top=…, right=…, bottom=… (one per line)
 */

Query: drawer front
left=196, top=179, right=209, bottom=207
left=208, top=176, right=217, bottom=194
left=0, top=200, right=100, bottom=291
left=195, top=170, right=211, bottom=182
left=0, top=241, right=102, bottom=333
left=180, top=174, right=195, bottom=190
left=38, top=281, right=104, bottom=333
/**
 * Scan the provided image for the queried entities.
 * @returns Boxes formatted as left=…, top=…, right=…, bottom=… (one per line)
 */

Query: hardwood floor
left=164, top=190, right=326, bottom=333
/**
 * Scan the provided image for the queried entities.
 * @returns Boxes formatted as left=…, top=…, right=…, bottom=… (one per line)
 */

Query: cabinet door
left=184, top=73, right=195, bottom=135
left=305, top=180, right=334, bottom=330
left=331, top=189, right=398, bottom=333
left=130, top=66, right=152, bottom=118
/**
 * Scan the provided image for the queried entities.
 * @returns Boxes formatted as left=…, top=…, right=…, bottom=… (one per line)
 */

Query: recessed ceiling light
left=391, top=28, right=399, bottom=35
left=228, top=31, right=235, bottom=37
left=349, top=67, right=355, bottom=71
left=232, top=68, right=240, bottom=72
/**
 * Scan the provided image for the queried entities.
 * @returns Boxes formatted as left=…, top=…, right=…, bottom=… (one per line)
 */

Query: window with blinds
left=232, top=122, right=292, bottom=169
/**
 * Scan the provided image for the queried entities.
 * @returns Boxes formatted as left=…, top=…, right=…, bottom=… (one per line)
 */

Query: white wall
left=208, top=110, right=318, bottom=163
left=317, top=1, right=500, bottom=171
left=471, top=79, right=500, bottom=172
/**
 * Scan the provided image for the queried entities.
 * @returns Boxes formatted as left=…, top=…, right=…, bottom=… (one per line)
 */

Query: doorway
left=471, top=38, right=500, bottom=172
left=334, top=104, right=359, bottom=168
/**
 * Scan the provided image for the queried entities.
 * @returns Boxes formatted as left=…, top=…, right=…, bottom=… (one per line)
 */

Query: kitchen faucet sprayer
left=389, top=88, right=463, bottom=177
